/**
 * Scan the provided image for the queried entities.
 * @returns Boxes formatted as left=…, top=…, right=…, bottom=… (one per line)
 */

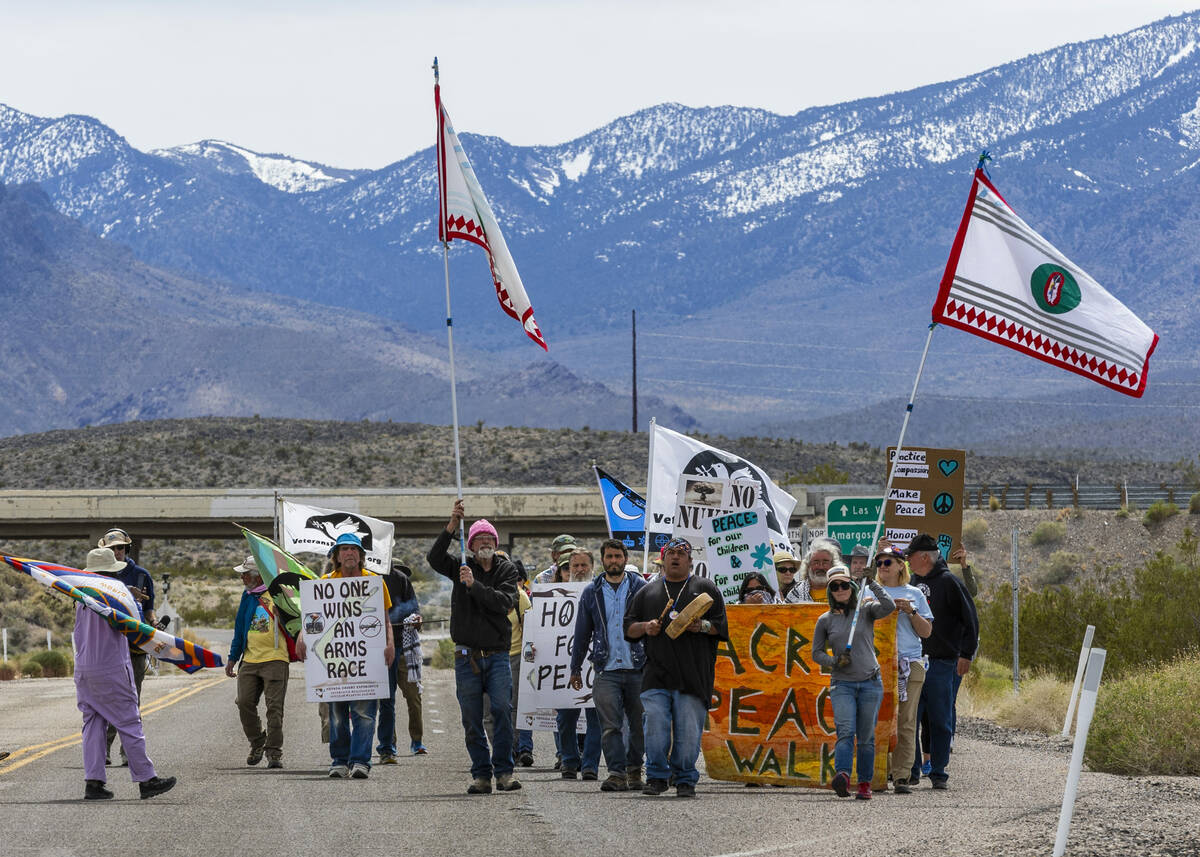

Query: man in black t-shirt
left=624, top=538, right=727, bottom=798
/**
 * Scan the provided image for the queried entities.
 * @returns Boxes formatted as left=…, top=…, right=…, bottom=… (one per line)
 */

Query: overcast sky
left=1, top=0, right=1191, bottom=168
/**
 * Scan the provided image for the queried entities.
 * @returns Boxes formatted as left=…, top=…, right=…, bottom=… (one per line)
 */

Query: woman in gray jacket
left=812, top=564, right=894, bottom=800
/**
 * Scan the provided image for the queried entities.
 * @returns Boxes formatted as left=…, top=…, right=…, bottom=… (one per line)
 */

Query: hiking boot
left=517, top=751, right=534, bottom=767
left=642, top=778, right=669, bottom=796
left=328, top=764, right=350, bottom=779
left=893, top=778, right=912, bottom=794
left=411, top=743, right=429, bottom=756
left=467, top=777, right=492, bottom=794
left=350, top=763, right=370, bottom=779
left=247, top=747, right=264, bottom=766
left=600, top=774, right=628, bottom=792
left=84, top=780, right=113, bottom=800
left=582, top=770, right=598, bottom=781
left=138, top=776, right=177, bottom=799
left=831, top=771, right=850, bottom=798
left=856, top=782, right=873, bottom=800
left=379, top=754, right=399, bottom=765
left=921, top=760, right=932, bottom=776
left=561, top=767, right=578, bottom=780
left=625, top=768, right=644, bottom=790
left=675, top=782, right=696, bottom=798
left=931, top=779, right=949, bottom=790
left=267, top=759, right=284, bottom=770
left=495, top=773, right=522, bottom=791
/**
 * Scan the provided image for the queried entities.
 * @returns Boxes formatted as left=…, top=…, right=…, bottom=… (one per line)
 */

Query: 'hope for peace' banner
left=703, top=604, right=897, bottom=790
left=517, top=582, right=594, bottom=731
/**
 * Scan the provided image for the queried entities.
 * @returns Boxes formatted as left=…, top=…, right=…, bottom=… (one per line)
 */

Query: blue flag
left=594, top=466, right=646, bottom=550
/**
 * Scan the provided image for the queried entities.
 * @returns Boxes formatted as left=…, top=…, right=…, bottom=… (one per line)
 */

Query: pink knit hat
left=467, top=518, right=499, bottom=549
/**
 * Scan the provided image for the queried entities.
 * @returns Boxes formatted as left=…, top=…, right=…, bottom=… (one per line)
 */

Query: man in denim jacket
left=569, top=539, right=647, bottom=792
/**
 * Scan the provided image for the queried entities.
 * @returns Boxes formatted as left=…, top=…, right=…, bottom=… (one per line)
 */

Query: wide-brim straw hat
left=84, top=547, right=127, bottom=574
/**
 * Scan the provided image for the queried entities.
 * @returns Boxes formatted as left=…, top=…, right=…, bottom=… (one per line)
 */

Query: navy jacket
left=913, top=556, right=979, bottom=661
left=570, top=571, right=647, bottom=675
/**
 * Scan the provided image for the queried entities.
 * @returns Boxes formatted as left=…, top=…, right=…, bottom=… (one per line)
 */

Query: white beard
left=474, top=546, right=496, bottom=562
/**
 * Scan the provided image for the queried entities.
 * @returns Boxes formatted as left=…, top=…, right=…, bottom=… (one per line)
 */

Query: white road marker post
left=1053, top=647, right=1107, bottom=857
left=1062, top=624, right=1096, bottom=736
left=1011, top=527, right=1019, bottom=692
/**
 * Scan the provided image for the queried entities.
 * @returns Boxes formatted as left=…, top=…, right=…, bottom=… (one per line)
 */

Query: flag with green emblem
left=933, top=167, right=1158, bottom=397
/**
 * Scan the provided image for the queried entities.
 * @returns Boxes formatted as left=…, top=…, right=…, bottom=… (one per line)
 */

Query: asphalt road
left=1, top=661, right=1197, bottom=857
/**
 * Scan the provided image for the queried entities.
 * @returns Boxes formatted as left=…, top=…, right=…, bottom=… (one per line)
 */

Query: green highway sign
left=826, top=523, right=880, bottom=554
left=825, top=496, right=883, bottom=524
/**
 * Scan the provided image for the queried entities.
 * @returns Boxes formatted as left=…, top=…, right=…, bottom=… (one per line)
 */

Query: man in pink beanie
left=427, top=499, right=521, bottom=795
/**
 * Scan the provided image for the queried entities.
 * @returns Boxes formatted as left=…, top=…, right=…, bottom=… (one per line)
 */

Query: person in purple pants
left=76, top=547, right=176, bottom=801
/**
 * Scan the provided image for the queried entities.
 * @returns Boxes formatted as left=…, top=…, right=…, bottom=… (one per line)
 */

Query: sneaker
left=495, top=774, right=522, bottom=791
left=467, top=777, right=492, bottom=794
left=84, top=780, right=113, bottom=800
left=893, top=779, right=912, bottom=795
left=600, top=774, right=628, bottom=792
left=379, top=754, right=399, bottom=765
left=247, top=748, right=264, bottom=766
left=626, top=768, right=644, bottom=790
left=921, top=760, right=932, bottom=776
left=642, top=778, right=669, bottom=796
left=582, top=770, right=598, bottom=781
left=856, top=782, right=873, bottom=800
left=931, top=779, right=949, bottom=790
left=328, top=765, right=350, bottom=779
left=553, top=759, right=562, bottom=771
left=411, top=743, right=429, bottom=756
left=267, top=759, right=284, bottom=770
left=517, top=751, right=534, bottom=767
left=675, top=782, right=696, bottom=798
left=350, top=763, right=370, bottom=779
left=561, top=768, right=579, bottom=780
left=138, top=775, right=177, bottom=799
left=831, top=771, right=850, bottom=798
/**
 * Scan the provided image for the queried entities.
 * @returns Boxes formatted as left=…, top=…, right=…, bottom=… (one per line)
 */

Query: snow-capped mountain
left=3, top=11, right=1200, bottom=449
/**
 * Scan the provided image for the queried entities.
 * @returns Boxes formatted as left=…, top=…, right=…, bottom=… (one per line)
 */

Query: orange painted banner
left=703, top=603, right=897, bottom=789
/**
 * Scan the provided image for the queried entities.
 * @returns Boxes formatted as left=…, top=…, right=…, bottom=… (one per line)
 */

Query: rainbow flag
left=240, top=529, right=318, bottom=638
left=2, top=556, right=222, bottom=673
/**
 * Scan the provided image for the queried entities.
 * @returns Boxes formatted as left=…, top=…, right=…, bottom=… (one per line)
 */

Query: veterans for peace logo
left=1030, top=263, right=1081, bottom=314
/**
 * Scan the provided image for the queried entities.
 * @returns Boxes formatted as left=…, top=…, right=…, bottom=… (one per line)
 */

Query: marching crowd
left=66, top=506, right=979, bottom=802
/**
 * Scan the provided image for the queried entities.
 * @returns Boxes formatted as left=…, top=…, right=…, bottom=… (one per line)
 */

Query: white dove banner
left=436, top=82, right=548, bottom=350
left=279, top=500, right=394, bottom=572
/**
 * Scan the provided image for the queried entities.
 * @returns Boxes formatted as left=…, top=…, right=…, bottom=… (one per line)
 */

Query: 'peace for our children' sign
left=300, top=575, right=389, bottom=703
left=704, top=509, right=778, bottom=603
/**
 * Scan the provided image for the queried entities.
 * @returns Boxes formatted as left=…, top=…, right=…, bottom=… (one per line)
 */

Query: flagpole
left=844, top=321, right=938, bottom=651
left=435, top=56, right=467, bottom=564
left=642, top=417, right=657, bottom=575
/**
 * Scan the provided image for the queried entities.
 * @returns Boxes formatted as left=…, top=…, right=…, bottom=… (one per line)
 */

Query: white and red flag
left=435, top=84, right=547, bottom=350
left=933, top=168, right=1157, bottom=397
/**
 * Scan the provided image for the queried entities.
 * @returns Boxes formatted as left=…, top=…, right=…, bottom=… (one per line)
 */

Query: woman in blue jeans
left=812, top=564, right=894, bottom=800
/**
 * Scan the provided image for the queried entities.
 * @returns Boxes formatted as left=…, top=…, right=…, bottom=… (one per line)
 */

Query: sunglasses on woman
left=828, top=581, right=852, bottom=592
left=875, top=558, right=897, bottom=567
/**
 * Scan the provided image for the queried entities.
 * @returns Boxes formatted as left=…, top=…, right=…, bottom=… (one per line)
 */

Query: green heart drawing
left=937, top=459, right=959, bottom=477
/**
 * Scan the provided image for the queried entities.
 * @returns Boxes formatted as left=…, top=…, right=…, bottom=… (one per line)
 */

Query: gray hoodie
left=811, top=580, right=895, bottom=682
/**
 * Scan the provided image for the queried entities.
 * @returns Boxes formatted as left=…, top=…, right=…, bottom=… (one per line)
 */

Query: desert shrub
left=1190, top=492, right=1200, bottom=514
left=994, top=674, right=1070, bottom=734
left=1143, top=501, right=1179, bottom=526
left=959, top=656, right=1012, bottom=717
left=0, top=662, right=17, bottom=681
left=1041, top=551, right=1080, bottom=586
left=1115, top=505, right=1130, bottom=519
left=988, top=495, right=1001, bottom=511
left=431, top=637, right=455, bottom=669
left=976, top=530, right=1200, bottom=680
left=1030, top=521, right=1067, bottom=546
left=26, top=648, right=72, bottom=677
left=961, top=518, right=989, bottom=550
left=21, top=658, right=43, bottom=678
left=1085, top=650, right=1200, bottom=775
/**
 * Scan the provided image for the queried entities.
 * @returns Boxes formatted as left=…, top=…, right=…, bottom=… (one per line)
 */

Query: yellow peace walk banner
left=703, top=603, right=898, bottom=789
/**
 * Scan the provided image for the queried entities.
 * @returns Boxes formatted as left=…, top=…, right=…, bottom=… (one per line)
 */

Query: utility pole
left=631, top=309, right=638, bottom=433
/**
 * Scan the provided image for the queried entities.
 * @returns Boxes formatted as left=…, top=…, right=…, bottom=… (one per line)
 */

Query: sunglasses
left=875, top=558, right=897, bottom=567
left=777, top=567, right=796, bottom=574
left=828, top=581, right=852, bottom=592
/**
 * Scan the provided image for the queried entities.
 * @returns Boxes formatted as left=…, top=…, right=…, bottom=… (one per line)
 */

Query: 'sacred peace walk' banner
left=704, top=604, right=897, bottom=790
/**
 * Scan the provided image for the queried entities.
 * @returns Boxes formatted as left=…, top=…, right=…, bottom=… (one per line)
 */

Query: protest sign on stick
left=517, top=582, right=593, bottom=731
left=704, top=509, right=778, bottom=603
left=883, top=446, right=966, bottom=558
left=300, top=576, right=389, bottom=702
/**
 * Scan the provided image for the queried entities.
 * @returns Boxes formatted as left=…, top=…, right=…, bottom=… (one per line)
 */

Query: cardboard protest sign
left=883, top=446, right=966, bottom=558
left=703, top=604, right=897, bottom=790
left=704, top=509, right=778, bottom=602
left=300, top=575, right=389, bottom=702
left=517, top=582, right=593, bottom=731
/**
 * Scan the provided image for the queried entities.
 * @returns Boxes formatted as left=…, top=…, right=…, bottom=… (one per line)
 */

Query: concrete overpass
left=0, top=486, right=814, bottom=549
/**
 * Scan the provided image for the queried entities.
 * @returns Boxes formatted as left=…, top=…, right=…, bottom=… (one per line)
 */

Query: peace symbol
left=933, top=492, right=955, bottom=515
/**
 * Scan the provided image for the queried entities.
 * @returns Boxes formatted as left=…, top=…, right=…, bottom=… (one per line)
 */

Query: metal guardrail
left=802, top=482, right=1196, bottom=512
